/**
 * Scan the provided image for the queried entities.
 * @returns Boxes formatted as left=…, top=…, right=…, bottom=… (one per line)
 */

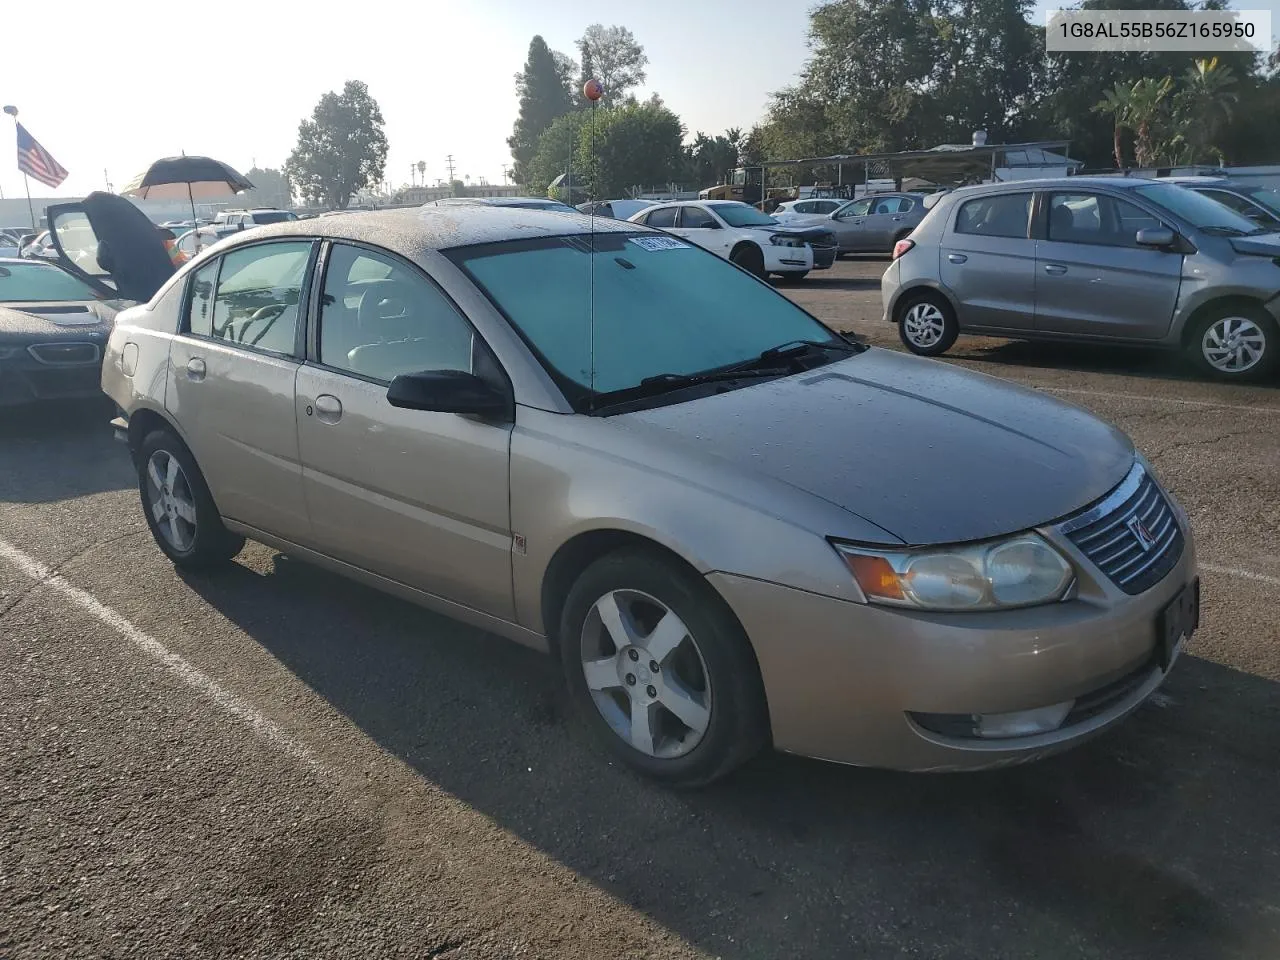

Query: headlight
left=769, top=234, right=806, bottom=247
left=833, top=534, right=1074, bottom=611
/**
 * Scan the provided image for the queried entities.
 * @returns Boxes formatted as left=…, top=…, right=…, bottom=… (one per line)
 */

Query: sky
left=2, top=0, right=1277, bottom=201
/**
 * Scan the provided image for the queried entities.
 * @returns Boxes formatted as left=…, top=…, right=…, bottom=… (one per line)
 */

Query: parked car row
left=882, top=176, right=1280, bottom=381
left=32, top=192, right=1196, bottom=788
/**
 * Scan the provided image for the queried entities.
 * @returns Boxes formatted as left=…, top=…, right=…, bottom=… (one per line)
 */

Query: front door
left=861, top=195, right=910, bottom=251
left=673, top=205, right=732, bottom=254
left=939, top=191, right=1036, bottom=331
left=1034, top=192, right=1182, bottom=340
left=829, top=197, right=874, bottom=252
left=294, top=241, right=515, bottom=619
left=166, top=239, right=314, bottom=542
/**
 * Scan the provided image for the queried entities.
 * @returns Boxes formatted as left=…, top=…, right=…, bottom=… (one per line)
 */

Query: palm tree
left=1175, top=58, right=1238, bottom=163
left=1128, top=77, right=1175, bottom=168
left=1092, top=81, right=1136, bottom=169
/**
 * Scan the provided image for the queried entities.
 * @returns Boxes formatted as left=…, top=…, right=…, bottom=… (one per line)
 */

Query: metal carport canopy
left=756, top=141, right=1076, bottom=184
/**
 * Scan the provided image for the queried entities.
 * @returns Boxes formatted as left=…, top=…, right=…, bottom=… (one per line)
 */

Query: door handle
left=947, top=253, right=967, bottom=264
left=891, top=216, right=903, bottom=221
left=185, top=357, right=206, bottom=381
left=313, top=394, right=343, bottom=424
left=1043, top=264, right=1068, bottom=275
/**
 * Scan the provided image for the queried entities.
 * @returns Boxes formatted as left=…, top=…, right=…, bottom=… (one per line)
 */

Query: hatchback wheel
left=898, top=292, right=959, bottom=356
left=559, top=549, right=769, bottom=787
left=1189, top=305, right=1277, bottom=381
left=138, top=429, right=244, bottom=568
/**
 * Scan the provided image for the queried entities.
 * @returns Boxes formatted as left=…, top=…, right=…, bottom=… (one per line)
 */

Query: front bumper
left=710, top=522, right=1197, bottom=771
left=763, top=243, right=814, bottom=275
left=0, top=343, right=105, bottom=406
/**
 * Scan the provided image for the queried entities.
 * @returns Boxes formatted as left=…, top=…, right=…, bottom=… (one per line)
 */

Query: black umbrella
left=121, top=156, right=255, bottom=242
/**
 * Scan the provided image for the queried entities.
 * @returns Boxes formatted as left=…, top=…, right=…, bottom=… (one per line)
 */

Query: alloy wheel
left=1202, top=316, right=1266, bottom=374
left=145, top=450, right=198, bottom=552
left=903, top=301, right=946, bottom=348
left=578, top=589, right=712, bottom=759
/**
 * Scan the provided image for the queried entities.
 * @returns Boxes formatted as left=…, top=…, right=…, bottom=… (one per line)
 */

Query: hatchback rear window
left=955, top=193, right=1032, bottom=239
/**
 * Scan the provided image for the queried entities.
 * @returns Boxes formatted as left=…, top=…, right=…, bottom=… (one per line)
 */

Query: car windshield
left=0, top=261, right=100, bottom=302
left=504, top=200, right=576, bottom=212
left=707, top=203, right=778, bottom=227
left=1242, top=186, right=1280, bottom=217
left=447, top=232, right=843, bottom=410
left=1133, top=183, right=1265, bottom=235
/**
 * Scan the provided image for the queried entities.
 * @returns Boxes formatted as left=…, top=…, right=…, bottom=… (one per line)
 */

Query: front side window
left=954, top=193, right=1032, bottom=239
left=645, top=207, right=678, bottom=228
left=448, top=232, right=841, bottom=407
left=1047, top=193, right=1161, bottom=247
left=681, top=206, right=717, bottom=228
left=837, top=198, right=874, bottom=218
left=317, top=244, right=475, bottom=383
left=205, top=241, right=311, bottom=354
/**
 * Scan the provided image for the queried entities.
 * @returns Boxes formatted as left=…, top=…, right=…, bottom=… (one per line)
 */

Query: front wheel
left=559, top=549, right=769, bottom=787
left=1188, top=305, right=1278, bottom=381
left=897, top=292, right=959, bottom=356
left=730, top=244, right=766, bottom=279
left=137, top=429, right=244, bottom=568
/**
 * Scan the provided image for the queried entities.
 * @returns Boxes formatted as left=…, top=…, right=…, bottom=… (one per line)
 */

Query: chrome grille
left=1058, top=463, right=1183, bottom=595
left=26, top=342, right=100, bottom=366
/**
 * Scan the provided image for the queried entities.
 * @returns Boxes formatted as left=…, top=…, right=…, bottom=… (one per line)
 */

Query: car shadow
left=181, top=553, right=1280, bottom=960
left=0, top=398, right=133, bottom=504
left=949, top=338, right=1280, bottom=391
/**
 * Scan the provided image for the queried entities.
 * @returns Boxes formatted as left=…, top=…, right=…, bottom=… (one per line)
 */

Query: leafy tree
left=574, top=100, right=684, bottom=197
left=687, top=130, right=742, bottom=187
left=576, top=24, right=649, bottom=105
left=285, top=81, right=388, bottom=209
left=1173, top=58, right=1238, bottom=163
left=528, top=112, right=590, bottom=197
left=237, top=166, right=292, bottom=209
left=508, top=36, right=577, bottom=185
left=1126, top=76, right=1174, bottom=167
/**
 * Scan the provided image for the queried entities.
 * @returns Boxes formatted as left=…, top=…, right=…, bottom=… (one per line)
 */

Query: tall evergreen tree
left=508, top=36, right=576, bottom=185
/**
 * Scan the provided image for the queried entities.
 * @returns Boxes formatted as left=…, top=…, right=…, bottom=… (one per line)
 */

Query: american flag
left=16, top=122, right=69, bottom=189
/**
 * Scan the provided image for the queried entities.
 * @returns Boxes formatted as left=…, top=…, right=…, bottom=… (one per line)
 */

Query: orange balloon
left=583, top=78, right=603, bottom=101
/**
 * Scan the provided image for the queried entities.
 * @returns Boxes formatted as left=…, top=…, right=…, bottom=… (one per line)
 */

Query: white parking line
left=0, top=538, right=318, bottom=768
left=1038, top=387, right=1280, bottom=416
left=1201, top=563, right=1280, bottom=588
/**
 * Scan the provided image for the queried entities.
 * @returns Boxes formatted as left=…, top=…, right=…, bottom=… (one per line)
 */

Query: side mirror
left=1135, top=226, right=1176, bottom=248
left=386, top=369, right=511, bottom=419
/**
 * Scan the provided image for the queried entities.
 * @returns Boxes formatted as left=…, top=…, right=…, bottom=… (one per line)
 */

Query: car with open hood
left=83, top=202, right=1197, bottom=786
left=628, top=200, right=837, bottom=280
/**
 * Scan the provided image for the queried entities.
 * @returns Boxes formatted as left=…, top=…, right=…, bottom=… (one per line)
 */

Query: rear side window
left=205, top=241, right=312, bottom=354
left=187, top=261, right=219, bottom=336
left=646, top=207, right=678, bottom=228
left=954, top=193, right=1032, bottom=239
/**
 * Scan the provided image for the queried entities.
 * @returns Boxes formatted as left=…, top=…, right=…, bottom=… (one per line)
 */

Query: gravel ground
left=1, top=258, right=1277, bottom=959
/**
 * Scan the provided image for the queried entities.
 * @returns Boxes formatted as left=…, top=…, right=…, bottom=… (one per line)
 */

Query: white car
left=772, top=198, right=845, bottom=223
left=627, top=200, right=836, bottom=280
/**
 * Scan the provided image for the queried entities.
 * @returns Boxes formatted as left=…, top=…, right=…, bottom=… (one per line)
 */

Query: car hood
left=1228, top=232, right=1280, bottom=257
left=615, top=349, right=1135, bottom=545
left=0, top=299, right=124, bottom=337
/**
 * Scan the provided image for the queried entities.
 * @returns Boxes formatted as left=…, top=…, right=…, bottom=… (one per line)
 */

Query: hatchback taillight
left=892, top=238, right=915, bottom=260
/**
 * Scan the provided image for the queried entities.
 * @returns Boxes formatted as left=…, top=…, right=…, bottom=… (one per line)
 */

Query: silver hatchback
left=882, top=177, right=1280, bottom=380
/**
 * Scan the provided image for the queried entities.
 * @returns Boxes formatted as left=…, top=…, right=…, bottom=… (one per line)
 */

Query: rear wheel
left=559, top=549, right=769, bottom=787
left=897, top=291, right=959, bottom=356
left=730, top=243, right=766, bottom=279
left=1188, top=304, right=1278, bottom=381
left=138, top=429, right=244, bottom=568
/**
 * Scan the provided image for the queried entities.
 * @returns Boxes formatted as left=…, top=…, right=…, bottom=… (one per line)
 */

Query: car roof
left=1160, top=176, right=1233, bottom=185
left=204, top=205, right=648, bottom=257
left=942, top=176, right=1165, bottom=198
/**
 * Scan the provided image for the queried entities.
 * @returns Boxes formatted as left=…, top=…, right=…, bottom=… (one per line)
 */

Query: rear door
left=939, top=191, right=1036, bottom=332
left=46, top=192, right=175, bottom=302
left=167, top=239, right=315, bottom=541
left=1033, top=191, right=1182, bottom=340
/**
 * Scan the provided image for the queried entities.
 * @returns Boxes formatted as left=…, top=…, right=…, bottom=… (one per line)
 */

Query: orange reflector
left=843, top=554, right=905, bottom=601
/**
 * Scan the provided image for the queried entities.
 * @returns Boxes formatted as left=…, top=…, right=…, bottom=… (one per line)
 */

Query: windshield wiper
left=1199, top=225, right=1251, bottom=237
left=757, top=338, right=860, bottom=363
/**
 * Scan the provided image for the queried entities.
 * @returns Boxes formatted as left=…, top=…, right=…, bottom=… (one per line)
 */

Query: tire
left=137, top=429, right=244, bottom=568
left=558, top=548, right=769, bottom=788
left=1186, top=303, right=1279, bottom=382
left=897, top=290, right=959, bottom=356
left=730, top=243, right=766, bottom=279
left=774, top=271, right=809, bottom=283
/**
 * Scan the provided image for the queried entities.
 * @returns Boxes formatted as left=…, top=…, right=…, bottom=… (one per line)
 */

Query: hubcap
left=579, top=589, right=712, bottom=759
left=145, top=450, right=198, bottom=552
left=903, top=302, right=946, bottom=347
left=1202, top=316, right=1266, bottom=373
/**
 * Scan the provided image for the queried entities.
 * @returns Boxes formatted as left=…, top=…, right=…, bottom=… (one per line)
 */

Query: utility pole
left=445, top=154, right=456, bottom=194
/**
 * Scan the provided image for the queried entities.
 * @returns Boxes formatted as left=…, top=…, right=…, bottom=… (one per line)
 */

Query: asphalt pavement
left=1, top=258, right=1278, bottom=959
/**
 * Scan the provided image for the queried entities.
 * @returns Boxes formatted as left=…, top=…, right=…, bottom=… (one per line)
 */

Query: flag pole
left=22, top=172, right=37, bottom=233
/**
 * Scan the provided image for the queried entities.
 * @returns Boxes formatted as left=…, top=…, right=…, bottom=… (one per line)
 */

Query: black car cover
left=81, top=191, right=175, bottom=302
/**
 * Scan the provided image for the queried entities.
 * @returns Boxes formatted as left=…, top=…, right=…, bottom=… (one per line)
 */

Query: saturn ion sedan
left=73, top=196, right=1199, bottom=786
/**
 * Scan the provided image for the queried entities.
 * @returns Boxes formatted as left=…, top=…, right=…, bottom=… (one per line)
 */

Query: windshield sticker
left=629, top=236, right=690, bottom=252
